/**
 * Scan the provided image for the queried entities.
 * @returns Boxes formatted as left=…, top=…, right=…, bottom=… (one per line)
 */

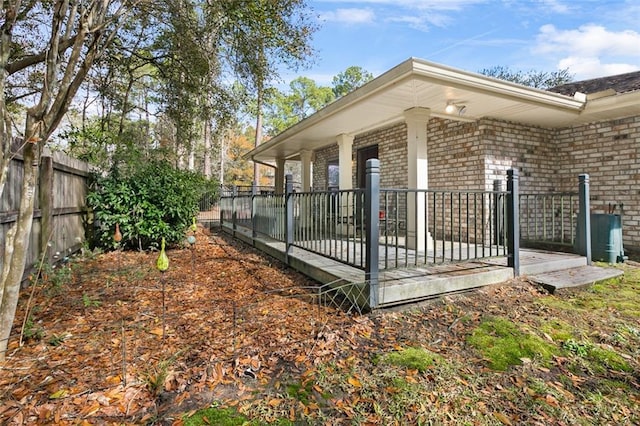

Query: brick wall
left=311, top=113, right=640, bottom=250
left=427, top=118, right=485, bottom=190
left=313, top=144, right=338, bottom=191
left=555, top=115, right=640, bottom=250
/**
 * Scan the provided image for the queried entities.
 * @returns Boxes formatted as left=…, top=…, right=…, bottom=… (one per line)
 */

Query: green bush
left=87, top=160, right=217, bottom=250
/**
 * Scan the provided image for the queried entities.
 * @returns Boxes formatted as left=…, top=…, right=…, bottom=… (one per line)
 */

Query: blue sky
left=288, top=0, right=640, bottom=85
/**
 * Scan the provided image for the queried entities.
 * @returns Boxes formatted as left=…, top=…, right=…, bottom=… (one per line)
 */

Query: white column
left=404, top=107, right=433, bottom=250
left=336, top=134, right=354, bottom=232
left=299, top=150, right=313, bottom=192
left=275, top=157, right=285, bottom=194
left=336, top=134, right=353, bottom=190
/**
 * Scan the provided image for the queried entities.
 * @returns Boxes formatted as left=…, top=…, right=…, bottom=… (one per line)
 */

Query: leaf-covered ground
left=1, top=226, right=639, bottom=425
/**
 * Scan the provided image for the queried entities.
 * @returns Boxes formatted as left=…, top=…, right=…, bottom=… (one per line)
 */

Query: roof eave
left=244, top=58, right=586, bottom=161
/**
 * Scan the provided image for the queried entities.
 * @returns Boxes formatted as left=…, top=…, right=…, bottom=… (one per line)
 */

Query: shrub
left=87, top=160, right=216, bottom=250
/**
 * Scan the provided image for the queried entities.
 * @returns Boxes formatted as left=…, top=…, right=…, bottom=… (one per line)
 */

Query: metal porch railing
left=519, top=192, right=578, bottom=248
left=218, top=164, right=593, bottom=310
left=377, top=188, right=508, bottom=270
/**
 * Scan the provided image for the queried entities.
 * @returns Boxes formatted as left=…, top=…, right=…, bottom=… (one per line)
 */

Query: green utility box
left=575, top=213, right=626, bottom=263
left=590, top=214, right=626, bottom=263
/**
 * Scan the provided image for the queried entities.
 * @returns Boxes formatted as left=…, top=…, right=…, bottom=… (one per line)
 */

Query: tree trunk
left=253, top=90, right=263, bottom=187
left=0, top=137, right=39, bottom=361
left=203, top=119, right=212, bottom=179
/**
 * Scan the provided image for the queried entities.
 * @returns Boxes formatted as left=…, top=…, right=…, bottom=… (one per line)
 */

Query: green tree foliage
left=264, top=77, right=335, bottom=135
left=332, top=65, right=374, bottom=98
left=262, top=66, right=374, bottom=136
left=479, top=66, right=573, bottom=89
left=87, top=161, right=214, bottom=251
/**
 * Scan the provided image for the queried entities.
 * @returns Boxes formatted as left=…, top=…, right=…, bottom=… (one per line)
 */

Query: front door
left=357, top=145, right=379, bottom=189
left=356, top=145, right=378, bottom=227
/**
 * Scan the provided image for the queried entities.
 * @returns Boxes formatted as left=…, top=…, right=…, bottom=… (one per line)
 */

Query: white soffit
left=248, top=58, right=588, bottom=162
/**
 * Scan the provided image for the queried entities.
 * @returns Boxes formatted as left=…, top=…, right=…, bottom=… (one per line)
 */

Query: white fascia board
left=581, top=90, right=640, bottom=116
left=410, top=58, right=586, bottom=110
left=244, top=58, right=586, bottom=160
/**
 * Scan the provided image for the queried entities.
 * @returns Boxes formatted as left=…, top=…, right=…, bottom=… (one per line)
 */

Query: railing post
left=285, top=174, right=294, bottom=263
left=232, top=185, right=238, bottom=236
left=493, top=179, right=502, bottom=245
left=365, top=159, right=380, bottom=309
left=507, top=169, right=520, bottom=276
left=251, top=184, right=257, bottom=239
left=578, top=174, right=592, bottom=265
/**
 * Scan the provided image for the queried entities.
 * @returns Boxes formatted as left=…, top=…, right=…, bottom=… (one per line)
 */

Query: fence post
left=493, top=179, right=503, bottom=245
left=365, top=159, right=380, bottom=310
left=578, top=174, right=592, bottom=265
left=507, top=169, right=520, bottom=276
left=39, top=154, right=54, bottom=264
left=285, top=174, right=294, bottom=263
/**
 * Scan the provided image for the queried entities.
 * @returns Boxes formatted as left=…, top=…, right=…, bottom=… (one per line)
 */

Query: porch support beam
left=336, top=134, right=354, bottom=228
left=275, top=157, right=286, bottom=194
left=404, top=107, right=433, bottom=250
left=300, top=149, right=313, bottom=192
left=336, top=134, right=354, bottom=190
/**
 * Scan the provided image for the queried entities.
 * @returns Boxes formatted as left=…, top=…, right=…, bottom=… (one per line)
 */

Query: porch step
left=529, top=265, right=623, bottom=294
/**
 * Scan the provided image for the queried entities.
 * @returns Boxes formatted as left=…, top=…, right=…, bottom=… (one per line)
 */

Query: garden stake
left=232, top=302, right=237, bottom=351
left=187, top=234, right=196, bottom=278
left=161, top=272, right=166, bottom=342
left=188, top=217, right=197, bottom=278
left=156, top=238, right=169, bottom=343
left=114, top=223, right=122, bottom=273
left=121, top=317, right=127, bottom=386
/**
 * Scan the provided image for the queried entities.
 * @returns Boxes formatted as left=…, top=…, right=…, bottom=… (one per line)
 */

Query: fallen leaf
left=49, top=389, right=69, bottom=399
left=348, top=377, right=363, bottom=388
left=268, top=398, right=282, bottom=407
left=493, top=412, right=513, bottom=425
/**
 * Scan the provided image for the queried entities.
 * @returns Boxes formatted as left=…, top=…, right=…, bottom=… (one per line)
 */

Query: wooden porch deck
left=219, top=223, right=588, bottom=310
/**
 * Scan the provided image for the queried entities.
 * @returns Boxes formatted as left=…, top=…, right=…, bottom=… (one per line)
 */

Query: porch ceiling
left=248, top=58, right=592, bottom=163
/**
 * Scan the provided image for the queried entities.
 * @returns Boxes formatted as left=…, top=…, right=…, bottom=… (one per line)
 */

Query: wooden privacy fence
left=0, top=147, right=90, bottom=275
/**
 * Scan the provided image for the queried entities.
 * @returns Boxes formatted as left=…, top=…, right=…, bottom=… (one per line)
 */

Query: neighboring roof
left=246, top=58, right=640, bottom=163
left=549, top=70, right=640, bottom=96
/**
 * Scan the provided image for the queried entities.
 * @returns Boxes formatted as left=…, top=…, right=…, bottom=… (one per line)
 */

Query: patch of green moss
left=184, top=406, right=293, bottom=426
left=536, top=296, right=574, bottom=312
left=468, top=316, right=559, bottom=371
left=382, top=347, right=442, bottom=372
left=286, top=380, right=313, bottom=404
left=588, top=346, right=632, bottom=373
left=538, top=267, right=640, bottom=318
left=183, top=407, right=252, bottom=426
left=540, top=319, right=575, bottom=342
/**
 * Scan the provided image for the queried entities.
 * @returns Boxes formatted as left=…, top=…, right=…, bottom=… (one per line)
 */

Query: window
left=328, top=159, right=339, bottom=190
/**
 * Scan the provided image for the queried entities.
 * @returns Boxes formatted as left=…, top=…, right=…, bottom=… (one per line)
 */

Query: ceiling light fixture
left=445, top=101, right=457, bottom=114
left=445, top=101, right=466, bottom=116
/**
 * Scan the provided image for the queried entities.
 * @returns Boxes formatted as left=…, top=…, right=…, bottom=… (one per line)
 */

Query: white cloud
left=316, top=0, right=486, bottom=29
left=385, top=14, right=450, bottom=32
left=558, top=57, right=639, bottom=79
left=316, top=0, right=484, bottom=11
left=319, top=8, right=376, bottom=24
left=533, top=24, right=640, bottom=78
left=538, top=0, right=570, bottom=14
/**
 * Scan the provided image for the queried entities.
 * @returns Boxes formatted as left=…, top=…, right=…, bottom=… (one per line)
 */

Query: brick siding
left=311, top=114, right=640, bottom=250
